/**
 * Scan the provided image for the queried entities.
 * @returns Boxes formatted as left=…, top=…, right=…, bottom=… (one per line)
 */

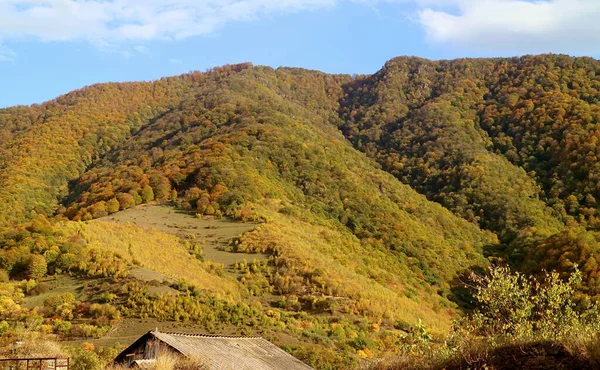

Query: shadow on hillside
left=447, top=242, right=514, bottom=312
left=447, top=264, right=486, bottom=312
left=373, top=341, right=594, bottom=370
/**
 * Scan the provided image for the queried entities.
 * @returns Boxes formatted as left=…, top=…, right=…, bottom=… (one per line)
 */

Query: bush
left=0, top=296, right=19, bottom=317
left=26, top=254, right=47, bottom=280
left=465, top=265, right=596, bottom=340
left=374, top=266, right=600, bottom=369
left=53, top=319, right=72, bottom=334
left=43, top=292, right=75, bottom=318
left=69, top=345, right=102, bottom=370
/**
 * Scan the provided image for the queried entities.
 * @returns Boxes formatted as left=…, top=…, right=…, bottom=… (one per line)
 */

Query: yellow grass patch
left=62, top=221, right=241, bottom=297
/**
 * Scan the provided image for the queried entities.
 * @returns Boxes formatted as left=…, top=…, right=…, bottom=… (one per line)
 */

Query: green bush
left=464, top=265, right=599, bottom=340
left=69, top=346, right=102, bottom=370
left=26, top=254, right=47, bottom=280
left=53, top=319, right=72, bottom=334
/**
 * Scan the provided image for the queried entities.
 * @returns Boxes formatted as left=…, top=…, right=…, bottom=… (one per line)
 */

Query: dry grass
left=21, top=275, right=83, bottom=310
left=62, top=220, right=241, bottom=297
left=561, top=329, right=600, bottom=368
left=153, top=352, right=206, bottom=370
left=372, top=334, right=600, bottom=370
left=103, top=204, right=263, bottom=265
left=0, top=331, right=66, bottom=359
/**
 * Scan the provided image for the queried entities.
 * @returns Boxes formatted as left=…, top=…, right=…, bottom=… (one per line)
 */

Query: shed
left=114, top=330, right=314, bottom=370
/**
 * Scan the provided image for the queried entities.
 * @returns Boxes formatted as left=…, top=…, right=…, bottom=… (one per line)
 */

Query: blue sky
left=1, top=0, right=600, bottom=108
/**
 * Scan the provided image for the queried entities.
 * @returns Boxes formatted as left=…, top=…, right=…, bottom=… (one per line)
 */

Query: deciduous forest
left=2, top=55, right=600, bottom=368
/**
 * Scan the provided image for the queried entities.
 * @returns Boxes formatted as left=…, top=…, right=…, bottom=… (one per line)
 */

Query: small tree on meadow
left=141, top=185, right=155, bottom=203
left=107, top=198, right=120, bottom=214
left=27, top=254, right=48, bottom=280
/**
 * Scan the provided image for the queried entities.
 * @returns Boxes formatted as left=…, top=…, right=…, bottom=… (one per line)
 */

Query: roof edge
left=151, top=330, right=263, bottom=339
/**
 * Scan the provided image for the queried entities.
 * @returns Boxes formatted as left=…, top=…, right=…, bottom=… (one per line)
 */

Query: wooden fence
left=0, top=358, right=69, bottom=370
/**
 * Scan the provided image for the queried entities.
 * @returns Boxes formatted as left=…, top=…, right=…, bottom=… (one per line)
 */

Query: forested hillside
left=339, top=55, right=600, bottom=294
left=2, top=55, right=600, bottom=368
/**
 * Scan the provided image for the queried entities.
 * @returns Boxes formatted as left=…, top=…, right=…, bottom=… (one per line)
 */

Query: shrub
left=43, top=292, right=75, bottom=318
left=98, top=291, right=117, bottom=303
left=26, top=254, right=47, bottom=280
left=0, top=296, right=19, bottom=317
left=53, top=319, right=72, bottom=334
left=28, top=282, right=51, bottom=296
left=69, top=345, right=102, bottom=370
left=465, top=265, right=596, bottom=340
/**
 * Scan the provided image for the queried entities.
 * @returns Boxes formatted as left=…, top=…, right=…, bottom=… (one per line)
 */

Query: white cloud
left=0, top=45, right=16, bottom=62
left=0, top=0, right=599, bottom=56
left=417, top=0, right=600, bottom=55
left=0, top=0, right=342, bottom=44
left=133, top=45, right=149, bottom=54
left=168, top=58, right=182, bottom=64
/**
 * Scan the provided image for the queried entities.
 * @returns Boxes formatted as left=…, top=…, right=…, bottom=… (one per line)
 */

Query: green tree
left=128, top=189, right=143, bottom=205
left=106, top=198, right=120, bottom=214
left=141, top=185, right=154, bottom=203
left=27, top=254, right=47, bottom=280
left=69, top=345, right=102, bottom=370
left=466, top=265, right=592, bottom=339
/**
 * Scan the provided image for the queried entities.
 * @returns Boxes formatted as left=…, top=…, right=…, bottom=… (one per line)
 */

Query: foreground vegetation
left=376, top=266, right=600, bottom=369
left=3, top=266, right=600, bottom=370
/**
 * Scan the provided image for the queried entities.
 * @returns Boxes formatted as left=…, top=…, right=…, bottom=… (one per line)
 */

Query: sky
left=1, top=0, right=600, bottom=108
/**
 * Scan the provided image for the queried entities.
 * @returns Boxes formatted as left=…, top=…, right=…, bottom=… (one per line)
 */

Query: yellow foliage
left=241, top=204, right=455, bottom=333
left=63, top=221, right=240, bottom=297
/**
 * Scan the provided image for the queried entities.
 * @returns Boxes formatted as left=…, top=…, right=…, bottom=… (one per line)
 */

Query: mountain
left=2, top=55, right=600, bottom=368
left=338, top=55, right=600, bottom=293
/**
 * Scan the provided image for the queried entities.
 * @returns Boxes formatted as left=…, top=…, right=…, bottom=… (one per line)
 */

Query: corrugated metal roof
left=151, top=331, right=314, bottom=370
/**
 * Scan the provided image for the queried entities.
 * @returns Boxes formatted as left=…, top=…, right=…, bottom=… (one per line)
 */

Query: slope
left=62, top=65, right=496, bottom=292
left=0, top=69, right=225, bottom=226
left=0, top=64, right=499, bottom=368
left=338, top=55, right=600, bottom=293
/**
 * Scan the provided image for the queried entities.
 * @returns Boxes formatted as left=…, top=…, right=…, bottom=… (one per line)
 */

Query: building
left=113, top=330, right=314, bottom=369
